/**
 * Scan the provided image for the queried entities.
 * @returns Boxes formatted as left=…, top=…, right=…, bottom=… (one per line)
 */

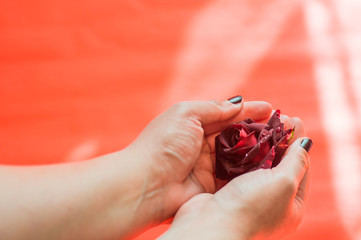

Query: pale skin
left=0, top=99, right=310, bottom=240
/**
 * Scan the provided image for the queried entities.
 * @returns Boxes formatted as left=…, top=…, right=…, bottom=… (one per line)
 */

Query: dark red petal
left=219, top=123, right=250, bottom=148
left=243, top=118, right=255, bottom=124
left=218, top=128, right=235, bottom=148
left=271, top=135, right=289, bottom=167
left=260, top=146, right=275, bottom=169
left=286, top=127, right=295, bottom=141
left=251, top=140, right=271, bottom=164
left=267, top=110, right=282, bottom=129
left=258, top=128, right=272, bottom=142
left=241, top=143, right=260, bottom=163
left=244, top=122, right=267, bottom=137
left=215, top=135, right=232, bottom=179
left=214, top=109, right=293, bottom=181
left=233, top=131, right=257, bottom=149
left=224, top=145, right=253, bottom=157
left=271, top=122, right=285, bottom=145
left=239, top=128, right=249, bottom=138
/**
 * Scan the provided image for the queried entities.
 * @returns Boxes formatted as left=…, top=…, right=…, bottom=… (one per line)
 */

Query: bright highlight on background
left=1, top=1, right=361, bottom=239
left=305, top=0, right=361, bottom=239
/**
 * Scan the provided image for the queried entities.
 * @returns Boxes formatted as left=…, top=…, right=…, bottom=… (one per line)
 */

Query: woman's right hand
left=159, top=118, right=312, bottom=240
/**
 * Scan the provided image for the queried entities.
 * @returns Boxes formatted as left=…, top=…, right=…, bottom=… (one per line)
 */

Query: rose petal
left=243, top=118, right=255, bottom=124
left=272, top=122, right=285, bottom=145
left=245, top=122, right=268, bottom=138
left=242, top=143, right=260, bottom=163
left=215, top=109, right=292, bottom=181
left=215, top=136, right=231, bottom=179
left=224, top=147, right=253, bottom=159
left=272, top=135, right=289, bottom=167
left=258, top=128, right=272, bottom=142
left=219, top=124, right=249, bottom=148
left=251, top=139, right=271, bottom=164
left=286, top=127, right=295, bottom=141
left=219, top=127, right=237, bottom=148
left=239, top=127, right=249, bottom=138
left=259, top=146, right=276, bottom=169
left=267, top=110, right=281, bottom=129
left=232, top=131, right=257, bottom=149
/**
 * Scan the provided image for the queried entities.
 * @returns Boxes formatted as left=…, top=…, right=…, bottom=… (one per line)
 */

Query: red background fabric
left=1, top=1, right=360, bottom=239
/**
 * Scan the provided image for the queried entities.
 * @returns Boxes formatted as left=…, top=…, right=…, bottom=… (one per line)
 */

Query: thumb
left=275, top=138, right=313, bottom=183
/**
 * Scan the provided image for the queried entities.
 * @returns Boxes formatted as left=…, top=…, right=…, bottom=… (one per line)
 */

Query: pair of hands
left=129, top=99, right=310, bottom=239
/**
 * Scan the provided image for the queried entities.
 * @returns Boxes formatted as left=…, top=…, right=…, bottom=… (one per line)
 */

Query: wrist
left=124, top=143, right=182, bottom=222
left=160, top=214, right=252, bottom=240
left=116, top=147, right=166, bottom=226
left=87, top=147, right=166, bottom=239
left=159, top=195, right=255, bottom=240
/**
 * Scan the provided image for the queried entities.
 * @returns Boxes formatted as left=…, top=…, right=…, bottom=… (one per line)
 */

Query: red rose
left=215, top=110, right=293, bottom=180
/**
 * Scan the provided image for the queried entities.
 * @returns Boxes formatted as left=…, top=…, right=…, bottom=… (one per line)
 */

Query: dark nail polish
left=228, top=95, right=243, bottom=104
left=301, top=138, right=313, bottom=153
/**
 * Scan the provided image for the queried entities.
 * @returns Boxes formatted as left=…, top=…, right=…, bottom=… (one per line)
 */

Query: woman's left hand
left=128, top=99, right=272, bottom=222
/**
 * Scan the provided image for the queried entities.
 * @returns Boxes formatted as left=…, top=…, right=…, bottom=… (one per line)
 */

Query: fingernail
left=300, top=138, right=313, bottom=153
left=227, top=95, right=243, bottom=104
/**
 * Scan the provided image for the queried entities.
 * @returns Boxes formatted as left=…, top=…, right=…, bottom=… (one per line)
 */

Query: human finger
left=228, top=101, right=273, bottom=124
left=282, top=116, right=306, bottom=144
left=275, top=138, right=313, bottom=183
left=181, top=96, right=244, bottom=127
left=204, top=101, right=272, bottom=137
left=295, top=169, right=310, bottom=203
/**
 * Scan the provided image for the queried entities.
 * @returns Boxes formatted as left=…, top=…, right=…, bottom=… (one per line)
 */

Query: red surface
left=1, top=1, right=360, bottom=239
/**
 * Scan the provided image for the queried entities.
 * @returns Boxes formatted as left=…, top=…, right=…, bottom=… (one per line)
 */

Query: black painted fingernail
left=228, top=95, right=243, bottom=104
left=300, top=138, right=313, bottom=153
